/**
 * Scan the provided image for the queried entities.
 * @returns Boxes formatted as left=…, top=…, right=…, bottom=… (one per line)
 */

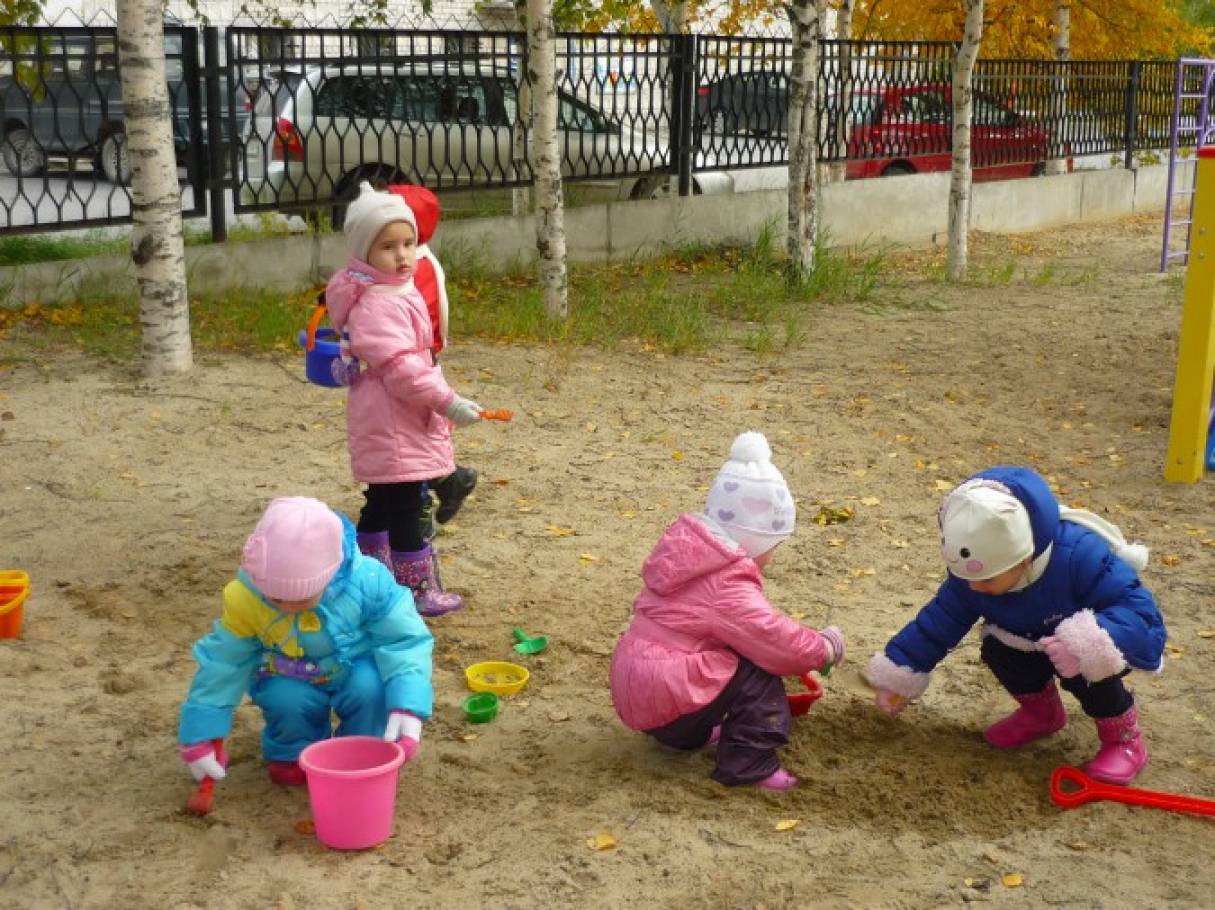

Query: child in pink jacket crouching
left=609, top=432, right=843, bottom=791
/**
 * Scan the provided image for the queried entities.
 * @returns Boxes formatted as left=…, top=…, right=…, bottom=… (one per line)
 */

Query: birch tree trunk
left=650, top=1, right=689, bottom=32
left=512, top=0, right=532, bottom=215
left=786, top=0, right=823, bottom=276
left=947, top=0, right=984, bottom=282
left=829, top=0, right=855, bottom=184
left=526, top=0, right=568, bottom=319
left=1044, top=0, right=1071, bottom=176
left=116, top=0, right=192, bottom=374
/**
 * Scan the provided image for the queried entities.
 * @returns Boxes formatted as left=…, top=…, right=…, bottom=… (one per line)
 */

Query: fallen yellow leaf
left=850, top=567, right=876, bottom=577
left=546, top=524, right=577, bottom=538
left=827, top=538, right=845, bottom=547
left=1001, top=873, right=1025, bottom=888
left=578, top=553, right=600, bottom=563
left=851, top=468, right=868, bottom=477
left=859, top=496, right=881, bottom=506
left=1197, top=630, right=1215, bottom=639
left=773, top=819, right=800, bottom=832
left=934, top=479, right=953, bottom=492
left=813, top=505, right=854, bottom=526
left=1161, top=554, right=1183, bottom=566
left=586, top=832, right=616, bottom=851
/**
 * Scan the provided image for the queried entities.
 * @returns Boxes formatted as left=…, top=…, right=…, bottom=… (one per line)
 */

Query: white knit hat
left=705, top=431, right=796, bottom=558
left=343, top=181, right=418, bottom=263
left=939, top=480, right=1034, bottom=581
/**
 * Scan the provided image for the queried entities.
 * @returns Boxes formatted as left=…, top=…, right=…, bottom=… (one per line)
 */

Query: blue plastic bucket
left=298, top=327, right=342, bottom=388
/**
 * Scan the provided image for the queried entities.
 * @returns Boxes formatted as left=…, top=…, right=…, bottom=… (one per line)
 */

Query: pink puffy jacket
left=325, top=260, right=457, bottom=484
left=609, top=513, right=833, bottom=731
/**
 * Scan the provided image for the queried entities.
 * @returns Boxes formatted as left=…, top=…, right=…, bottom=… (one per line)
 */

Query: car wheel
left=331, top=164, right=405, bottom=229
left=881, top=162, right=916, bottom=177
left=100, top=132, right=132, bottom=185
left=1, top=128, right=46, bottom=177
left=629, top=176, right=703, bottom=201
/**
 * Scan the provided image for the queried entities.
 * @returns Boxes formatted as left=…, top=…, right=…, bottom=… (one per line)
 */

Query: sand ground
left=1, top=215, right=1213, bottom=909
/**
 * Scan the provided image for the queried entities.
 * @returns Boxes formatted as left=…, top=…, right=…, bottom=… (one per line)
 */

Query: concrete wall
left=1, top=163, right=1171, bottom=306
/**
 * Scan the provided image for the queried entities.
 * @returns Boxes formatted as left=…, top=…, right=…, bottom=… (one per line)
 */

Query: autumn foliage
left=561, top=0, right=1213, bottom=58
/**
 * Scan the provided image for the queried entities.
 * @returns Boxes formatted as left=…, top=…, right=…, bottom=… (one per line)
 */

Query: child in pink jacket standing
left=324, top=182, right=482, bottom=617
left=609, top=432, right=844, bottom=791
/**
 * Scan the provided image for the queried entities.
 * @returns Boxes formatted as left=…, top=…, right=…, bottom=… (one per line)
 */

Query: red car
left=842, top=83, right=1055, bottom=181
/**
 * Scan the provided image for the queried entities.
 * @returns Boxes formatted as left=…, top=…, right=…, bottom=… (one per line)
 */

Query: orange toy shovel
left=479, top=408, right=514, bottom=422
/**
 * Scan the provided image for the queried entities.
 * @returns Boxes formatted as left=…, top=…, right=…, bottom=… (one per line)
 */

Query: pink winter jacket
left=324, top=260, right=457, bottom=483
left=609, top=513, right=833, bottom=731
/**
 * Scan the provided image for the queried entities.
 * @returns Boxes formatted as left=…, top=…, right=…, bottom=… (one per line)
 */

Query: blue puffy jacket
left=179, top=512, right=433, bottom=745
left=869, top=467, right=1165, bottom=699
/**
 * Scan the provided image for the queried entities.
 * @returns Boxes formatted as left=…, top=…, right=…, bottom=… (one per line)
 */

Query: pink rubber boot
left=1085, top=703, right=1148, bottom=785
left=755, top=768, right=798, bottom=791
left=983, top=683, right=1067, bottom=749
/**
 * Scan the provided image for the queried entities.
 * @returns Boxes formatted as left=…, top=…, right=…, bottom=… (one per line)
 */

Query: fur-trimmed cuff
left=866, top=652, right=931, bottom=700
left=1052, top=610, right=1126, bottom=682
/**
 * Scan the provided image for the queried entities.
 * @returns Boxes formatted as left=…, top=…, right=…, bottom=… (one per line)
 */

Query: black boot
left=432, top=466, right=478, bottom=524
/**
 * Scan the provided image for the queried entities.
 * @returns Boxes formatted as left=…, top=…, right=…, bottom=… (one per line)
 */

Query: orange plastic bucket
left=0, top=571, right=29, bottom=639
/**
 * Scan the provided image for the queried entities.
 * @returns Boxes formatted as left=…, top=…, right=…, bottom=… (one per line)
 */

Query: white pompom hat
left=705, top=431, right=796, bottom=558
left=343, top=181, right=417, bottom=263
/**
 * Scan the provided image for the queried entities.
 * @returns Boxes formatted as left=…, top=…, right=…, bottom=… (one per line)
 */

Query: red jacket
left=388, top=184, right=447, bottom=354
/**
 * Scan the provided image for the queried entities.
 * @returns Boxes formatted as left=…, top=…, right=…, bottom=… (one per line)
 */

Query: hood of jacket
left=323, top=259, right=410, bottom=332
left=640, top=513, right=746, bottom=596
left=972, top=465, right=1060, bottom=558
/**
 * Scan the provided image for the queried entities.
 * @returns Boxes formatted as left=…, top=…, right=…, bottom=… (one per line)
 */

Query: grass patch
left=0, top=232, right=126, bottom=266
left=2, top=233, right=902, bottom=359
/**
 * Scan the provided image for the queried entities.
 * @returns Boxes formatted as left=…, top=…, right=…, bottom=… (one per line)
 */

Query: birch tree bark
left=786, top=0, right=823, bottom=276
left=947, top=0, right=984, bottom=282
left=1044, top=0, right=1071, bottom=176
left=650, top=1, right=689, bottom=32
left=116, top=0, right=192, bottom=374
left=512, top=0, right=533, bottom=215
left=526, top=0, right=568, bottom=319
left=829, top=0, right=855, bottom=184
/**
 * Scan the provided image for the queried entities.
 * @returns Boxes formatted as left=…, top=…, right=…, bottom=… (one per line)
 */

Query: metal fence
left=0, top=24, right=208, bottom=235
left=0, top=23, right=1195, bottom=238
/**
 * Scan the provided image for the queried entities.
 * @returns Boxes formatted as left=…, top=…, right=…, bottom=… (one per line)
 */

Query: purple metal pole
left=1161, top=58, right=1186, bottom=272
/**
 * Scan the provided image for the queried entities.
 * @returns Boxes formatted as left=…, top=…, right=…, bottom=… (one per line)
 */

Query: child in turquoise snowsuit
left=178, top=496, right=433, bottom=787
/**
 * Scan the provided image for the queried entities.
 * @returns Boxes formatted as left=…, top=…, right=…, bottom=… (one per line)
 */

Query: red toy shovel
left=1050, top=766, right=1215, bottom=818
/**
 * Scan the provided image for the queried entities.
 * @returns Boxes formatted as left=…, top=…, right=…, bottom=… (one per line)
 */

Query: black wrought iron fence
left=0, top=23, right=1192, bottom=238
left=0, top=24, right=210, bottom=235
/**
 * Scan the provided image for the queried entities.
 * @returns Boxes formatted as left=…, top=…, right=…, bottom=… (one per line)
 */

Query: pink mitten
left=384, top=710, right=423, bottom=762
left=180, top=741, right=227, bottom=782
left=1040, top=635, right=1082, bottom=679
left=875, top=689, right=909, bottom=717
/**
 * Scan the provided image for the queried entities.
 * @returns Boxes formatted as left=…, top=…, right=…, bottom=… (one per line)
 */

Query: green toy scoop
left=512, top=627, right=548, bottom=655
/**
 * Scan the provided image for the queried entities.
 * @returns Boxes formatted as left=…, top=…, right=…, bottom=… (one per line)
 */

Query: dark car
left=696, top=71, right=788, bottom=137
left=0, top=31, right=249, bottom=183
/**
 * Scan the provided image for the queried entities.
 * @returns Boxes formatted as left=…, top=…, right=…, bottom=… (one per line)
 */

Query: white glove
left=384, top=710, right=423, bottom=744
left=445, top=395, right=482, bottom=428
left=187, top=752, right=227, bottom=782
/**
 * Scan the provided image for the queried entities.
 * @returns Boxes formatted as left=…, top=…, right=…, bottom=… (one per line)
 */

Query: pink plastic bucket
left=299, top=736, right=405, bottom=850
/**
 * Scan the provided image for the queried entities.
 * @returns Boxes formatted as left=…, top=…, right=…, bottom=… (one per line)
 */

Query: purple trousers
left=646, top=656, right=791, bottom=786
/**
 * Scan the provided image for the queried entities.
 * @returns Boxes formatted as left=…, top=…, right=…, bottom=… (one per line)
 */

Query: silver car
left=238, top=61, right=721, bottom=217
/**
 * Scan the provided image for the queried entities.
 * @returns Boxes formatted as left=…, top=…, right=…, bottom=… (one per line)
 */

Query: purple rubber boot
left=984, top=682, right=1067, bottom=749
left=356, top=530, right=392, bottom=570
left=391, top=544, right=464, bottom=617
left=1085, top=703, right=1148, bottom=785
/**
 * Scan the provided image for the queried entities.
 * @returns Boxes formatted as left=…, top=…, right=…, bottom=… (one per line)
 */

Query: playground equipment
left=1161, top=59, right=1215, bottom=271
left=1164, top=143, right=1215, bottom=482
